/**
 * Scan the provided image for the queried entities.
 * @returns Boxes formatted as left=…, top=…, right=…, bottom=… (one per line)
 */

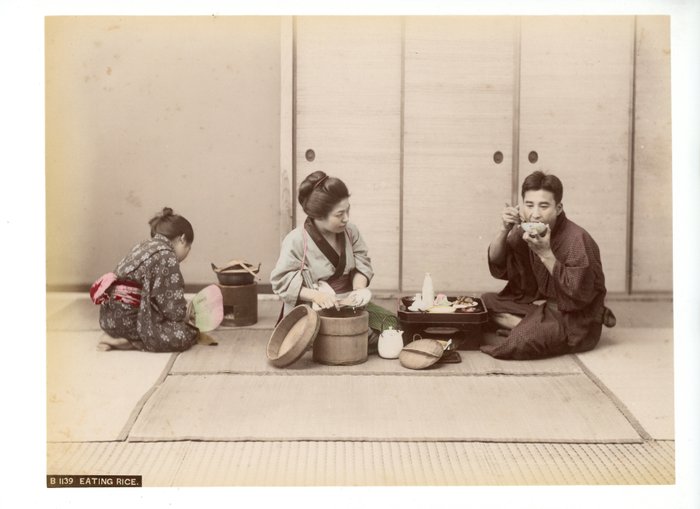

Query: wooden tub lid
left=266, top=305, right=320, bottom=368
left=399, top=339, right=445, bottom=370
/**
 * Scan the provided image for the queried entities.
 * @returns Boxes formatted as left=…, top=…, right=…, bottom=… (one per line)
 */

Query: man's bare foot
left=493, top=312, right=522, bottom=331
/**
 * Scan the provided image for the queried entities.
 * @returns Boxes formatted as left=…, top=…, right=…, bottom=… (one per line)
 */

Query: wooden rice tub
left=312, top=310, right=369, bottom=366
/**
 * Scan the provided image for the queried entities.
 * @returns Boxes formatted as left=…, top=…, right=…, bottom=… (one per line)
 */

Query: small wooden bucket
left=312, top=310, right=369, bottom=365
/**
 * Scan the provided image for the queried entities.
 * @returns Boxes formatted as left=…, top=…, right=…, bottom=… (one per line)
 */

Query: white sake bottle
left=421, top=272, right=435, bottom=309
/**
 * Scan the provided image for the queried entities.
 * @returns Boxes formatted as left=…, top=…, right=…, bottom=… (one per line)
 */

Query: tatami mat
left=129, top=373, right=640, bottom=442
left=46, top=293, right=76, bottom=320
left=171, top=330, right=582, bottom=376
left=47, top=331, right=172, bottom=442
left=575, top=328, right=674, bottom=440
left=47, top=440, right=674, bottom=486
left=47, top=441, right=190, bottom=485
left=47, top=295, right=101, bottom=331
left=44, top=294, right=675, bottom=488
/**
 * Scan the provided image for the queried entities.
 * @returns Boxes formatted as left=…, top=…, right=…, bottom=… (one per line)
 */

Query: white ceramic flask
left=422, top=272, right=435, bottom=308
left=378, top=327, right=405, bottom=359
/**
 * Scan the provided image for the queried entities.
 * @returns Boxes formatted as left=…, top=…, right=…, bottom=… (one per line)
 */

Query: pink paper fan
left=191, top=284, right=224, bottom=332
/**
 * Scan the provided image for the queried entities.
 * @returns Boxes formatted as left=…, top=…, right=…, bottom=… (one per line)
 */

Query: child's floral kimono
left=92, top=233, right=198, bottom=352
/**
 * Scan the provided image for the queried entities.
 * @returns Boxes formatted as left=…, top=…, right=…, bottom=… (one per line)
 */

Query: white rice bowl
left=521, top=222, right=547, bottom=235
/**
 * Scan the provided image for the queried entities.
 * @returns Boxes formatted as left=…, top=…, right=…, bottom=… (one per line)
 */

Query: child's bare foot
left=97, top=336, right=135, bottom=351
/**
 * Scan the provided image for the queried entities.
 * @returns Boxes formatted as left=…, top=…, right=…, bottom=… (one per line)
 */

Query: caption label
left=47, top=475, right=142, bottom=488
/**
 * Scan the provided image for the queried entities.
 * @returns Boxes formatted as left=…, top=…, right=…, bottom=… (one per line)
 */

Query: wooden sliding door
left=295, top=17, right=403, bottom=290
left=402, top=16, right=518, bottom=293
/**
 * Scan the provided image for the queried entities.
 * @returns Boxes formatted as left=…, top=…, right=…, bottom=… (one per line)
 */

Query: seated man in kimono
left=480, top=171, right=615, bottom=360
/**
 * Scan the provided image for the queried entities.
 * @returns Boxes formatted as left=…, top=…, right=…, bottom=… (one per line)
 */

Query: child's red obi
left=90, top=272, right=142, bottom=308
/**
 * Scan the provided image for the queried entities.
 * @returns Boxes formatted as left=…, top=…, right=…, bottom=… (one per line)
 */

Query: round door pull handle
left=305, top=149, right=315, bottom=162
left=528, top=151, right=538, bottom=163
left=493, top=151, right=504, bottom=164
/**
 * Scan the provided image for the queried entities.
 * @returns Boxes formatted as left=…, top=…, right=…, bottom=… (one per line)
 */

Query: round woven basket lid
left=266, top=305, right=320, bottom=368
left=399, top=339, right=445, bottom=370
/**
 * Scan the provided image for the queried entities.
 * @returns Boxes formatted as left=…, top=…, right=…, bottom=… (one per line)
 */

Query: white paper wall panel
left=45, top=17, right=282, bottom=287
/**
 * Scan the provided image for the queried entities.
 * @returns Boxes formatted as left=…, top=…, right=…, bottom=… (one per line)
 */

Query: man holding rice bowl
left=481, top=171, right=616, bottom=360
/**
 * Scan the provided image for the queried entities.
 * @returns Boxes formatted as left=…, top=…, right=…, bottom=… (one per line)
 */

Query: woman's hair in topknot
left=298, top=171, right=350, bottom=219
left=148, top=207, right=194, bottom=243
